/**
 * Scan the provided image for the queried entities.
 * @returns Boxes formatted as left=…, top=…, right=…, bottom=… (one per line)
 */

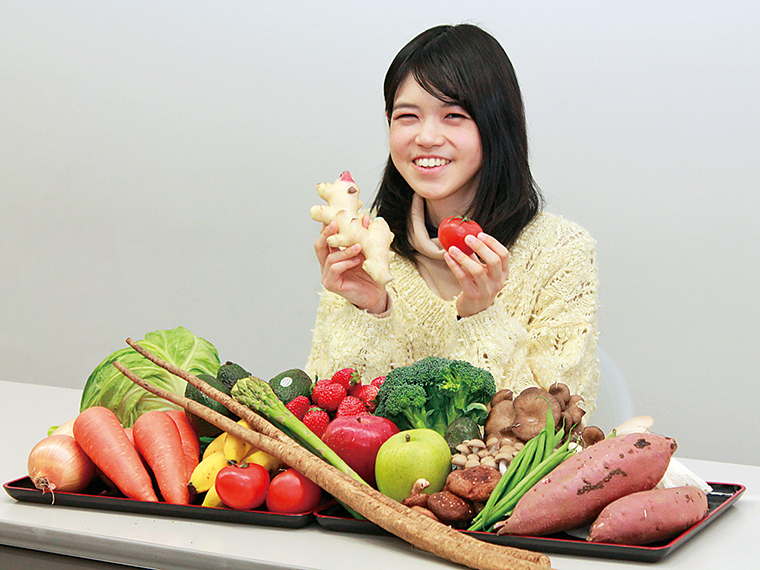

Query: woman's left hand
left=444, top=232, right=510, bottom=318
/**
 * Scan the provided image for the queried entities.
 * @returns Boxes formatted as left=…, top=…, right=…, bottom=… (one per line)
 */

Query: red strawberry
left=335, top=395, right=368, bottom=417
left=330, top=368, right=361, bottom=392
left=285, top=395, right=311, bottom=420
left=302, top=406, right=331, bottom=438
left=355, top=384, right=379, bottom=412
left=370, top=376, right=386, bottom=389
left=312, top=382, right=347, bottom=412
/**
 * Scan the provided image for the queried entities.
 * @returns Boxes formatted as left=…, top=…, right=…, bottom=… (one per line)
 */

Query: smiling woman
left=307, top=23, right=600, bottom=410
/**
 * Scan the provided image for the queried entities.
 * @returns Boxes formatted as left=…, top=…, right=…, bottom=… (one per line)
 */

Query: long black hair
left=372, top=24, right=543, bottom=260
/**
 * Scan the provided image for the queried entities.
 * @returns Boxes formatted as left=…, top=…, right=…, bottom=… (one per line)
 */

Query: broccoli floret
left=373, top=356, right=496, bottom=436
left=438, top=359, right=496, bottom=428
left=373, top=383, right=429, bottom=431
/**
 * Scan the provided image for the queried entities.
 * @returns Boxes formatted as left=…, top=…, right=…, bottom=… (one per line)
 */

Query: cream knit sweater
left=306, top=210, right=599, bottom=411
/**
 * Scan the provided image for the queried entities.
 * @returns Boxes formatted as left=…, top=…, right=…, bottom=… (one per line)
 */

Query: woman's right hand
left=315, top=221, right=389, bottom=314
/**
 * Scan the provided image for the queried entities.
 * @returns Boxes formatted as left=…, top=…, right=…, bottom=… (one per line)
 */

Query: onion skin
left=50, top=419, right=76, bottom=437
left=28, top=435, right=96, bottom=493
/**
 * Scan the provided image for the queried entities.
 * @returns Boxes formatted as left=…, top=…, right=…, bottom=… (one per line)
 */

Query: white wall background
left=2, top=1, right=758, bottom=465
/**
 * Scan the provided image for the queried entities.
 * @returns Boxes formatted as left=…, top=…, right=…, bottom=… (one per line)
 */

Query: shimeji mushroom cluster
left=450, top=383, right=605, bottom=473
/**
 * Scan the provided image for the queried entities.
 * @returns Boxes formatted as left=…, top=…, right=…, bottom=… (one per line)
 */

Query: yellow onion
left=28, top=434, right=95, bottom=494
left=50, top=419, right=75, bottom=437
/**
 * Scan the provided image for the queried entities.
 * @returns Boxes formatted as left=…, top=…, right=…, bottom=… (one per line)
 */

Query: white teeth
left=415, top=157, right=449, bottom=168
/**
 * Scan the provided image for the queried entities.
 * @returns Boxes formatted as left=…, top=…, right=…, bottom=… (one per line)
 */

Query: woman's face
left=389, top=75, right=483, bottom=226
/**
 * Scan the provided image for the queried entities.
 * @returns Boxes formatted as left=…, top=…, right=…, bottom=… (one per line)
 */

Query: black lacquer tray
left=314, top=482, right=745, bottom=562
left=4, top=475, right=315, bottom=529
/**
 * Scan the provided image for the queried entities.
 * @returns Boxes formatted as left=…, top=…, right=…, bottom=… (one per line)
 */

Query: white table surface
left=1, top=379, right=757, bottom=570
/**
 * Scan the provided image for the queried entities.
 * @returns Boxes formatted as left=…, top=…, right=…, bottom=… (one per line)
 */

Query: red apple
left=321, top=414, right=399, bottom=487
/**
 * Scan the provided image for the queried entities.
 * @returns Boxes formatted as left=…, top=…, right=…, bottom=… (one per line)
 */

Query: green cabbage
left=80, top=326, right=221, bottom=427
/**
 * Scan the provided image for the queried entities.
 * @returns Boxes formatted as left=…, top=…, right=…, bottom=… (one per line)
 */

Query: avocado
left=269, top=368, right=313, bottom=404
left=444, top=416, right=482, bottom=454
left=184, top=373, right=237, bottom=438
left=216, top=361, right=251, bottom=390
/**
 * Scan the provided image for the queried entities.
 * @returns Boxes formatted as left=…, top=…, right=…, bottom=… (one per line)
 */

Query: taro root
left=511, top=387, right=562, bottom=441
left=426, top=491, right=475, bottom=527
left=446, top=465, right=501, bottom=503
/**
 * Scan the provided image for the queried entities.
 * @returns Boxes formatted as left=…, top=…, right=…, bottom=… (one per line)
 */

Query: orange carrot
left=73, top=407, right=158, bottom=502
left=133, top=411, right=189, bottom=505
left=166, top=409, right=200, bottom=483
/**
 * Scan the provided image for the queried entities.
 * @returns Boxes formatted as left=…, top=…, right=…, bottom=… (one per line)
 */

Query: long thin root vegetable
left=310, top=171, right=394, bottom=285
left=73, top=406, right=158, bottom=502
left=133, top=411, right=190, bottom=505
left=115, top=340, right=553, bottom=570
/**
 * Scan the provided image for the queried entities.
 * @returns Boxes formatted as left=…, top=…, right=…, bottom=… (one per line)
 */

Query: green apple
left=374, top=428, right=452, bottom=502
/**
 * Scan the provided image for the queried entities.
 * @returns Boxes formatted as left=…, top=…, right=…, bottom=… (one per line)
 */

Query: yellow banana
left=188, top=450, right=228, bottom=494
left=223, top=419, right=255, bottom=463
left=243, top=449, right=282, bottom=476
left=202, top=432, right=226, bottom=460
left=201, top=482, right=225, bottom=508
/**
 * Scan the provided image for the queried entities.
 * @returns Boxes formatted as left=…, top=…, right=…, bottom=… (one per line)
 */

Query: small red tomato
left=438, top=216, right=483, bottom=256
left=215, top=462, right=270, bottom=510
left=265, top=468, right=322, bottom=514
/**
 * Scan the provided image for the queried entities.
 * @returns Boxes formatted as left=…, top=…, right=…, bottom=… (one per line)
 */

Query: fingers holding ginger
left=310, top=171, right=394, bottom=286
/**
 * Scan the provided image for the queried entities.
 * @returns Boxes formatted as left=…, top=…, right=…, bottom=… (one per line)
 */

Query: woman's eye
left=446, top=112, right=468, bottom=120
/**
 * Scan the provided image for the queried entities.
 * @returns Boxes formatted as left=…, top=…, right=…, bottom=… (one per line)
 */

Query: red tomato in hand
left=215, top=462, right=270, bottom=510
left=438, top=216, right=483, bottom=256
left=265, top=469, right=322, bottom=514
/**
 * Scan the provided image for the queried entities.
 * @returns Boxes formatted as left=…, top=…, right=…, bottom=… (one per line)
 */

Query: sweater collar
left=408, top=194, right=461, bottom=301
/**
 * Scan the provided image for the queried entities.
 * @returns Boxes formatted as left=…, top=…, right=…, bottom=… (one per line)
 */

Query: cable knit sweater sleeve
left=305, top=213, right=599, bottom=410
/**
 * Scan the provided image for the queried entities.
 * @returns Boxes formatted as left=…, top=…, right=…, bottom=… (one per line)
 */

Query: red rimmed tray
left=4, top=475, right=315, bottom=529
left=315, top=482, right=744, bottom=563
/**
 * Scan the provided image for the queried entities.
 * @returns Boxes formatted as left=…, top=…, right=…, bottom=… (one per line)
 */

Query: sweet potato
left=587, top=485, right=708, bottom=544
left=496, top=433, right=677, bottom=536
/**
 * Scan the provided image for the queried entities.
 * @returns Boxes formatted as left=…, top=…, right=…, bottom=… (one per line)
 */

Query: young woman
left=307, top=24, right=598, bottom=408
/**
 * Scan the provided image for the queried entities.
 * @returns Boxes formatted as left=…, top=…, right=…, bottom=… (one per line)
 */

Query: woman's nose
left=415, top=118, right=444, bottom=147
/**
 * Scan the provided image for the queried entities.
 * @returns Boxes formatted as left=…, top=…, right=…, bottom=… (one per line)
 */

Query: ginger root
left=310, top=171, right=395, bottom=286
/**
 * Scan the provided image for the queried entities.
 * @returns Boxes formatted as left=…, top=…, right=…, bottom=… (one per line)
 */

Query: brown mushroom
left=548, top=382, right=572, bottom=411
left=510, top=387, right=562, bottom=441
left=564, top=394, right=587, bottom=431
left=402, top=478, right=431, bottom=508
left=489, top=389, right=514, bottom=408
left=484, top=398, right=516, bottom=443
left=445, top=465, right=502, bottom=502
left=409, top=505, right=439, bottom=521
left=580, top=425, right=605, bottom=448
left=426, top=491, right=475, bottom=527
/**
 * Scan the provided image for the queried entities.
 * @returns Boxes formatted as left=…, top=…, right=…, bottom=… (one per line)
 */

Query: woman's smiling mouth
left=414, top=157, right=451, bottom=168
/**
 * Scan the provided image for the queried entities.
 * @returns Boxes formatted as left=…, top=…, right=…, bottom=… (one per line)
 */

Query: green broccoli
left=373, top=383, right=429, bottom=431
left=373, top=356, right=496, bottom=436
left=437, top=358, right=496, bottom=428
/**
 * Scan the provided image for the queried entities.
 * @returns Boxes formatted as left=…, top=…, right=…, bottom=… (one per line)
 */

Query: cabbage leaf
left=80, top=326, right=221, bottom=428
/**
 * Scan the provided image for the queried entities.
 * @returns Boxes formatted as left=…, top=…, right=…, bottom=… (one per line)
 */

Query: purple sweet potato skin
left=496, top=433, right=677, bottom=536
left=588, top=485, right=708, bottom=544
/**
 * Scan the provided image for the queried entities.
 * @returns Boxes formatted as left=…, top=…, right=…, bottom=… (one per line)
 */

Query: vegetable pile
left=21, top=327, right=718, bottom=570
